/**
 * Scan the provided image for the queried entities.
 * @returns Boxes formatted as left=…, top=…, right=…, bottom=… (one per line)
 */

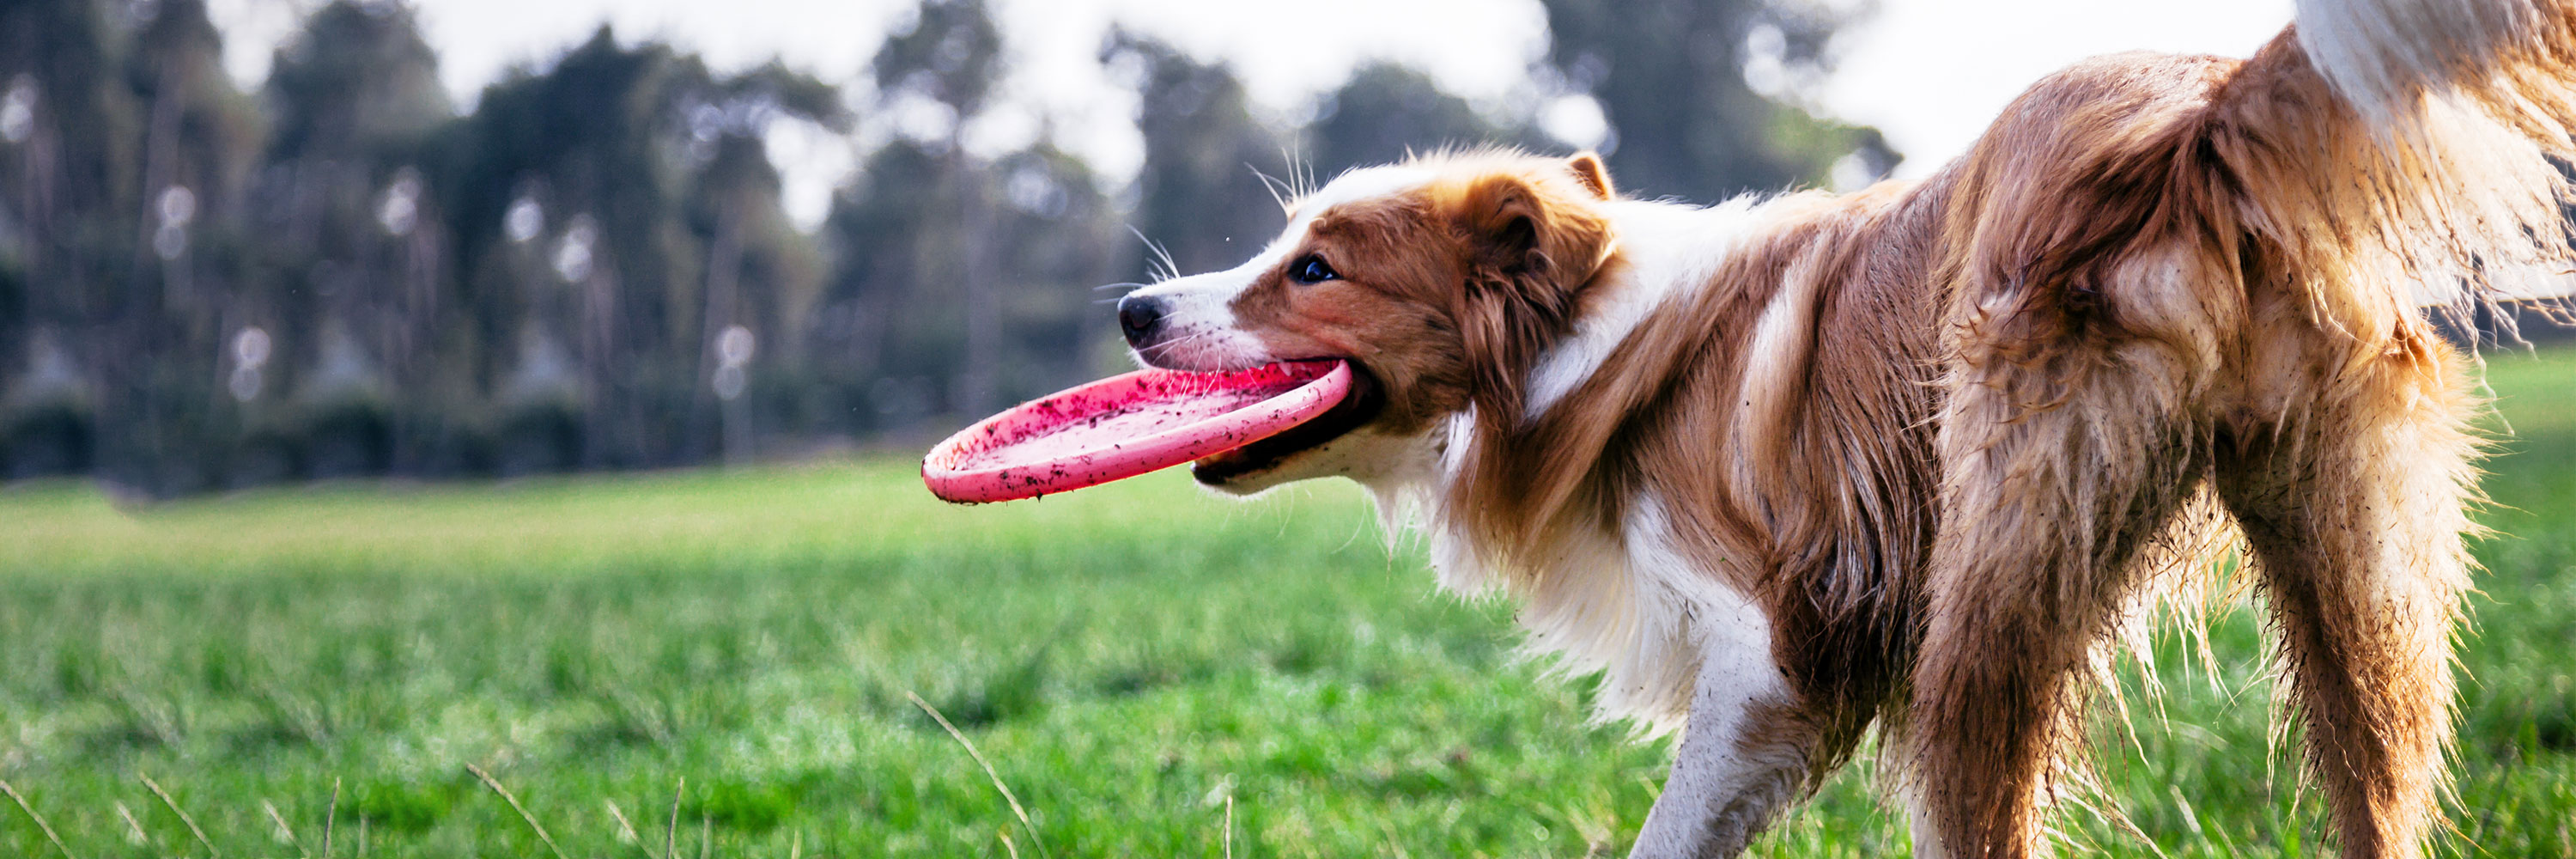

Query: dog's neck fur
left=1355, top=184, right=1953, bottom=728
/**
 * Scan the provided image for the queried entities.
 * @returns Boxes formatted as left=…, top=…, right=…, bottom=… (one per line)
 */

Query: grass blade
left=665, top=777, right=684, bottom=859
left=140, top=774, right=218, bottom=859
left=606, top=798, right=658, bottom=859
left=908, top=689, right=1051, bottom=859
left=261, top=798, right=307, bottom=857
left=323, top=778, right=339, bottom=857
left=465, top=763, right=569, bottom=859
left=113, top=801, right=148, bottom=848
left=0, top=778, right=79, bottom=859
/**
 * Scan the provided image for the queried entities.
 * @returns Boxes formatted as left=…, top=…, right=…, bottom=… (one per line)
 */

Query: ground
left=0, top=350, right=2571, bottom=858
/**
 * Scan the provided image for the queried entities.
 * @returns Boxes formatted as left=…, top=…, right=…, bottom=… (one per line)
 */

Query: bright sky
left=204, top=0, right=2296, bottom=228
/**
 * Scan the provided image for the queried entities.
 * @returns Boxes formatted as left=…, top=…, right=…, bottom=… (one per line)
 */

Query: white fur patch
left=1291, top=166, right=1436, bottom=227
left=1403, top=475, right=1781, bottom=733
left=1899, top=780, right=1953, bottom=859
left=1631, top=596, right=1803, bottom=856
left=1621, top=497, right=1783, bottom=728
left=1524, top=196, right=1778, bottom=417
left=1731, top=247, right=1824, bottom=467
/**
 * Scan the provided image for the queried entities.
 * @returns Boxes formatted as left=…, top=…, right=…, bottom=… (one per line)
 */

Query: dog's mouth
left=1191, top=361, right=1383, bottom=484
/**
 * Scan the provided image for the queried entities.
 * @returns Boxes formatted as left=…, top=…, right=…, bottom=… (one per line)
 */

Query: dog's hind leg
left=1900, top=323, right=2219, bottom=857
left=2215, top=332, right=2479, bottom=859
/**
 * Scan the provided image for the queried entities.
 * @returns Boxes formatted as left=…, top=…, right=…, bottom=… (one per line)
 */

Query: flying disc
left=922, top=360, right=1352, bottom=503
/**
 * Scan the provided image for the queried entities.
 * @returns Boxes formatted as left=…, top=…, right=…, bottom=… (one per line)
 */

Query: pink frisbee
left=922, top=360, right=1354, bottom=503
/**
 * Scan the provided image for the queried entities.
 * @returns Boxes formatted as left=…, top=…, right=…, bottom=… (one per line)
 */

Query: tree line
left=0, top=0, right=1892, bottom=495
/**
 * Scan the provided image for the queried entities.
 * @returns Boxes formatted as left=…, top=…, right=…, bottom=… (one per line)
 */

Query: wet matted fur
left=1109, top=1, right=2576, bottom=856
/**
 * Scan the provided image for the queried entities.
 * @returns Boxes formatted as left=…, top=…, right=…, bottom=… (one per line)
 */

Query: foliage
left=1538, top=0, right=1898, bottom=200
left=1109, top=30, right=1295, bottom=279
left=1307, top=62, right=1547, bottom=178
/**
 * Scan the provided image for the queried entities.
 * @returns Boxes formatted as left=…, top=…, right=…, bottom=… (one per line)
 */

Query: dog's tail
left=2227, top=0, right=2576, bottom=315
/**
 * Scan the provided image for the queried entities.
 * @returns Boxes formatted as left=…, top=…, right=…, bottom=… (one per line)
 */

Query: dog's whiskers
left=1127, top=226, right=1182, bottom=284
left=1139, top=329, right=1221, bottom=357
left=1251, top=165, right=1295, bottom=215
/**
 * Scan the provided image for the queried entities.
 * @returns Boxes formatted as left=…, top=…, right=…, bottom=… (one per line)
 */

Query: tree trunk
left=954, top=149, right=999, bottom=417
left=693, top=193, right=744, bottom=463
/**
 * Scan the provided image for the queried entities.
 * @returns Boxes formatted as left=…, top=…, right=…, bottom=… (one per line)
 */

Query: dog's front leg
left=1626, top=619, right=1817, bottom=859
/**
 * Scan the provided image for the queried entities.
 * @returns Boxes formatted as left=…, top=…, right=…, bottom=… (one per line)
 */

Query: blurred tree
left=815, top=0, right=1129, bottom=433
left=1305, top=62, right=1541, bottom=178
left=0, top=0, right=136, bottom=314
left=1537, top=0, right=1896, bottom=201
left=446, top=28, right=707, bottom=469
left=870, top=0, right=1007, bottom=417
left=441, top=28, right=841, bottom=470
left=0, top=0, right=139, bottom=480
left=118, top=0, right=266, bottom=490
left=815, top=140, right=951, bottom=433
left=679, top=61, right=848, bottom=461
left=1106, top=30, right=1291, bottom=280
left=872, top=0, right=1002, bottom=122
left=258, top=0, right=453, bottom=478
left=816, top=136, right=1122, bottom=433
left=985, top=142, right=1122, bottom=402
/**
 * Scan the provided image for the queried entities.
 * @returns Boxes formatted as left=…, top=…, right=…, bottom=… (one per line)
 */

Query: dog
left=1112, top=1, right=2576, bottom=856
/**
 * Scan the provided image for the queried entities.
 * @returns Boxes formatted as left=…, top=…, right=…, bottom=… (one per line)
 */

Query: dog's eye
left=1290, top=254, right=1340, bottom=284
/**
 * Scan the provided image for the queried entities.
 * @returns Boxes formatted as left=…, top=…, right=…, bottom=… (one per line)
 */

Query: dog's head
left=1117, top=150, right=1619, bottom=495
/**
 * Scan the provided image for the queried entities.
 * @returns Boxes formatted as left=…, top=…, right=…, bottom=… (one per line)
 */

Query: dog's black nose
left=1117, top=295, right=1166, bottom=347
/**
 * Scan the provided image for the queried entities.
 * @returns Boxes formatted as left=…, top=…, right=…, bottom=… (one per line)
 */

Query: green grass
left=0, top=349, right=2572, bottom=858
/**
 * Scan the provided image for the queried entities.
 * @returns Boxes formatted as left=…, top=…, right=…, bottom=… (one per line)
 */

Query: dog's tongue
left=922, top=361, right=1350, bottom=503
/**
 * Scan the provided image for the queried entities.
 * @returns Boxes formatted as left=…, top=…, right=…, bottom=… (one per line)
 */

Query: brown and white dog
left=1114, top=1, right=2576, bottom=856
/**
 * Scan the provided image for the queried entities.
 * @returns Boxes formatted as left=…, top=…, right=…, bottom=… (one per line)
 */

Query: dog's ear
left=1452, top=171, right=1613, bottom=432
left=1566, top=151, right=1614, bottom=200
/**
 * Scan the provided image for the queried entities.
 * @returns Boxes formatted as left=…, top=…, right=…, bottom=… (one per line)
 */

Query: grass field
left=1, top=350, right=2573, bottom=859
